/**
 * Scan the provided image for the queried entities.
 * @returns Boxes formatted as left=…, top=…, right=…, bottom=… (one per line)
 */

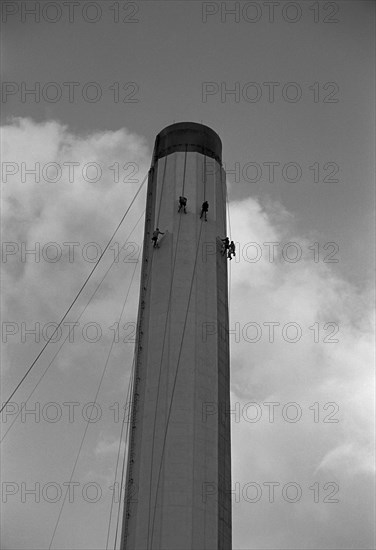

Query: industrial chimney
left=121, top=122, right=232, bottom=550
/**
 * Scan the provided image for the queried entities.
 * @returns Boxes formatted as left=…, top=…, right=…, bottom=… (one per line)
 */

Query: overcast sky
left=1, top=1, right=375, bottom=549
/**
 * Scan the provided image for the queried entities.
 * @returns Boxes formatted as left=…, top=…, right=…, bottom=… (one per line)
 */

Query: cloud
left=228, top=196, right=374, bottom=548
left=1, top=117, right=148, bottom=380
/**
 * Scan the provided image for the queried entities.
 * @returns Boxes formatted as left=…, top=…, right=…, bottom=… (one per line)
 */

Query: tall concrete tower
left=121, top=123, right=231, bottom=550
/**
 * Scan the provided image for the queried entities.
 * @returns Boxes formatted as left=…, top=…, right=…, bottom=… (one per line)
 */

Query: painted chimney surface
left=121, top=123, right=231, bottom=550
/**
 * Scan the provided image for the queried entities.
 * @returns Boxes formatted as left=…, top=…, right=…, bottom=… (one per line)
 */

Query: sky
left=1, top=1, right=375, bottom=549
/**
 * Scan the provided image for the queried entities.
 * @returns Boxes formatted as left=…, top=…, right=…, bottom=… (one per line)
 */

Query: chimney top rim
left=153, top=122, right=222, bottom=165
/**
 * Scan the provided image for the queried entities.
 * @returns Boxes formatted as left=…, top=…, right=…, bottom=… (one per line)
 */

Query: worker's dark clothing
left=152, top=229, right=164, bottom=248
left=221, top=237, right=230, bottom=255
left=178, top=196, right=187, bottom=213
left=200, top=201, right=209, bottom=220
left=228, top=242, right=236, bottom=260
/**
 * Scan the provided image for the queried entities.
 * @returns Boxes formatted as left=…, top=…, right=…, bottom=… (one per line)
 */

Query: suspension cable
left=224, top=172, right=232, bottom=310
left=146, top=152, right=187, bottom=548
left=219, top=165, right=232, bottom=310
left=156, top=156, right=168, bottom=227
left=105, top=256, right=141, bottom=550
left=113, top=355, right=136, bottom=550
left=181, top=145, right=188, bottom=197
left=121, top=175, right=160, bottom=513
left=1, top=174, right=148, bottom=414
left=1, top=210, right=146, bottom=443
left=121, top=155, right=169, bottom=549
left=149, top=218, right=204, bottom=548
left=49, top=250, right=139, bottom=550
left=203, top=154, right=207, bottom=201
left=225, top=175, right=232, bottom=240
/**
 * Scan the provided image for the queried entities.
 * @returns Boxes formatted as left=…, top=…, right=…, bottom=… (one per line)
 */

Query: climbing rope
left=1, top=210, right=146, bottom=443
left=146, top=149, right=188, bottom=548
left=1, top=174, right=148, bottom=414
left=49, top=253, right=140, bottom=550
left=149, top=218, right=205, bottom=548
left=156, top=155, right=168, bottom=228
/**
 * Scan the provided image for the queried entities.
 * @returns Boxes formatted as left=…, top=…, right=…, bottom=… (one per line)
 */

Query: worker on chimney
left=200, top=200, right=209, bottom=221
left=228, top=241, right=236, bottom=260
left=221, top=236, right=230, bottom=255
left=178, top=196, right=187, bottom=213
left=152, top=228, right=164, bottom=248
